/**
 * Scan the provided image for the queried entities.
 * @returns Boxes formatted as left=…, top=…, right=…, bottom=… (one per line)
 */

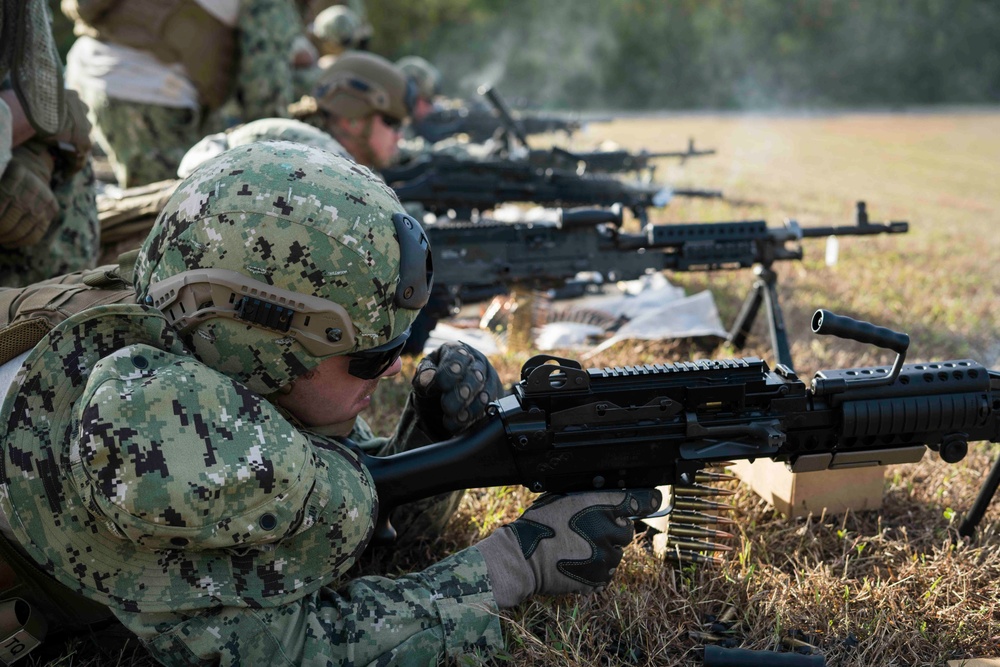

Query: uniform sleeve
left=0, top=97, right=12, bottom=176
left=235, top=0, right=301, bottom=121
left=115, top=547, right=503, bottom=666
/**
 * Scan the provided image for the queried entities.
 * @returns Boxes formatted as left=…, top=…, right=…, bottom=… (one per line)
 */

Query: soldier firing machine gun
left=423, top=201, right=908, bottom=371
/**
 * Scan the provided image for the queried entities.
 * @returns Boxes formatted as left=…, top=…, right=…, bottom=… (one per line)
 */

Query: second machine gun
left=423, top=201, right=908, bottom=371
left=385, top=155, right=722, bottom=223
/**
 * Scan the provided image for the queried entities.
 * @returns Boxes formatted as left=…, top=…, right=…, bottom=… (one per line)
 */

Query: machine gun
left=527, top=139, right=715, bottom=177
left=384, top=155, right=722, bottom=223
left=422, top=201, right=908, bottom=370
left=364, top=309, right=1000, bottom=550
left=475, top=85, right=715, bottom=176
left=412, top=101, right=587, bottom=144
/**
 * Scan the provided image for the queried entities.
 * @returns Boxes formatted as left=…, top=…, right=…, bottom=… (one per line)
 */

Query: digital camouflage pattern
left=0, top=157, right=100, bottom=287
left=0, top=14, right=100, bottom=286
left=117, top=547, right=501, bottom=666
left=0, top=304, right=504, bottom=663
left=0, top=304, right=377, bottom=612
left=231, top=0, right=302, bottom=124
left=76, top=0, right=301, bottom=187
left=79, top=95, right=203, bottom=187
left=134, top=140, right=418, bottom=396
left=177, top=117, right=350, bottom=178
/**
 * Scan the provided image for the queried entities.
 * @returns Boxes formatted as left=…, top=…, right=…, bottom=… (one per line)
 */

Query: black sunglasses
left=347, top=330, right=410, bottom=379
left=379, top=113, right=403, bottom=131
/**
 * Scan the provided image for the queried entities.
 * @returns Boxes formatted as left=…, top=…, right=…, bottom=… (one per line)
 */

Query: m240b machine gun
left=528, top=139, right=715, bottom=176
left=384, top=155, right=721, bottom=223
left=413, top=103, right=587, bottom=144
left=365, top=310, right=1000, bottom=547
left=423, top=201, right=908, bottom=370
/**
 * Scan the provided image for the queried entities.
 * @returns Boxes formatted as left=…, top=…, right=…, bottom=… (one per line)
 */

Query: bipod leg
left=727, top=274, right=765, bottom=352
left=757, top=266, right=794, bottom=370
left=958, top=455, right=1000, bottom=539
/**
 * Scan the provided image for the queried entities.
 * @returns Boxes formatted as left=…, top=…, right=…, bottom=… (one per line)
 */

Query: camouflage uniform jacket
left=110, top=425, right=503, bottom=666
left=114, top=545, right=502, bottom=665
left=133, top=415, right=501, bottom=666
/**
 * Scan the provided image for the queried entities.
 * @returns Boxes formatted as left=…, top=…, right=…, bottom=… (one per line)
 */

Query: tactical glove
left=0, top=141, right=58, bottom=248
left=410, top=341, right=504, bottom=441
left=475, top=488, right=662, bottom=608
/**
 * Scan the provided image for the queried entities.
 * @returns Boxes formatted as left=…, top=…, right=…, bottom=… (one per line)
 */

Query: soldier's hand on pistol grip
left=411, top=341, right=504, bottom=440
left=0, top=141, right=58, bottom=248
left=475, top=488, right=662, bottom=608
left=44, top=89, right=92, bottom=175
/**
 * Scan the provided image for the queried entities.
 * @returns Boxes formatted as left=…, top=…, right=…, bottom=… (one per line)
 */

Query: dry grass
left=44, top=111, right=1000, bottom=665
left=363, top=111, right=1000, bottom=666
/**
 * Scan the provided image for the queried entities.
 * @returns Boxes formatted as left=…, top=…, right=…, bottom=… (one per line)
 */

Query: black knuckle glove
left=411, top=341, right=503, bottom=440
left=476, top=488, right=662, bottom=608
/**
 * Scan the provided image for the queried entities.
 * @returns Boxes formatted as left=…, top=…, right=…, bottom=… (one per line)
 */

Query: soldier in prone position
left=0, top=140, right=657, bottom=664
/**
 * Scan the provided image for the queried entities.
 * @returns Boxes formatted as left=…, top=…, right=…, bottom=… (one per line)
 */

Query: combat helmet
left=313, top=51, right=416, bottom=125
left=311, top=4, right=364, bottom=50
left=396, top=55, right=442, bottom=101
left=177, top=117, right=350, bottom=178
left=134, top=140, right=432, bottom=395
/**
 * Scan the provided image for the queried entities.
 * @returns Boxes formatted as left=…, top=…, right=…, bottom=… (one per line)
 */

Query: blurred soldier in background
left=62, top=0, right=304, bottom=188
left=396, top=55, right=442, bottom=124
left=299, top=0, right=372, bottom=55
left=311, top=3, right=369, bottom=67
left=99, top=117, right=350, bottom=265
left=0, top=0, right=99, bottom=287
left=291, top=51, right=414, bottom=170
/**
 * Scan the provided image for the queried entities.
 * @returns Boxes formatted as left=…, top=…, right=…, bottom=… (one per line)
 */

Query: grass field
left=41, top=111, right=999, bottom=666
left=360, top=110, right=1000, bottom=667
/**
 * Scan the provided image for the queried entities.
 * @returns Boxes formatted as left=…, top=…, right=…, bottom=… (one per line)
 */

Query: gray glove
left=476, top=488, right=662, bottom=608
left=410, top=341, right=504, bottom=440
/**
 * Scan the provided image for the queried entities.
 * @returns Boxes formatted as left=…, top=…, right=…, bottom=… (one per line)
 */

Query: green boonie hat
left=0, top=305, right=377, bottom=612
left=177, top=118, right=350, bottom=178
left=135, top=141, right=431, bottom=395
left=396, top=56, right=441, bottom=100
left=313, top=51, right=415, bottom=123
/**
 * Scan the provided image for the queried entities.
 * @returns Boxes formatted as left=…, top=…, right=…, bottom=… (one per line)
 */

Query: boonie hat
left=0, top=304, right=377, bottom=612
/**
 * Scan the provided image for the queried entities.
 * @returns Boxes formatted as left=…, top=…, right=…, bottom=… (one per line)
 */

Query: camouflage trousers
left=77, top=90, right=204, bottom=188
left=0, top=161, right=99, bottom=287
left=351, top=410, right=465, bottom=546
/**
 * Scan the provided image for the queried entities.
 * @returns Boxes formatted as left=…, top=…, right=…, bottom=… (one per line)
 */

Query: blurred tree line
left=367, top=0, right=1000, bottom=110
left=47, top=0, right=1000, bottom=111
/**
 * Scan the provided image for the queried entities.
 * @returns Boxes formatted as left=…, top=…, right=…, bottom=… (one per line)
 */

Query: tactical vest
left=97, top=179, right=180, bottom=265
left=0, top=257, right=139, bottom=660
left=64, top=0, right=237, bottom=110
left=0, top=255, right=137, bottom=366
